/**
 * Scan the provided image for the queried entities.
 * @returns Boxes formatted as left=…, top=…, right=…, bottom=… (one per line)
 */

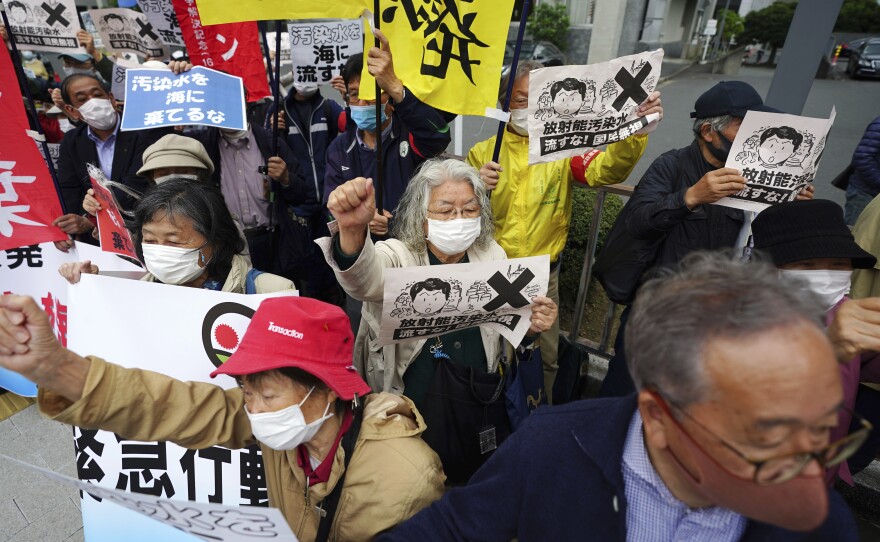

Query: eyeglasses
left=655, top=394, right=872, bottom=485
left=427, top=206, right=482, bottom=220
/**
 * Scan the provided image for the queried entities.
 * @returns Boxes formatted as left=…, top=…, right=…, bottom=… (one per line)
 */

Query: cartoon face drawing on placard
left=757, top=126, right=803, bottom=168
left=410, top=278, right=452, bottom=316
left=549, top=78, right=594, bottom=118
left=7, top=1, right=32, bottom=24
left=102, top=13, right=127, bottom=33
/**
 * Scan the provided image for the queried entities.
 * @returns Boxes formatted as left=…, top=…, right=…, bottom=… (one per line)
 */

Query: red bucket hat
left=210, top=296, right=371, bottom=401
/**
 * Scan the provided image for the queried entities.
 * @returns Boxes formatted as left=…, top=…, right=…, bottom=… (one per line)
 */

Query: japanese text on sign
left=6, top=0, right=86, bottom=54
left=288, top=20, right=362, bottom=84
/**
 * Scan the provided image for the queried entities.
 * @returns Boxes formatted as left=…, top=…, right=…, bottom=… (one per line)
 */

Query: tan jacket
left=143, top=253, right=295, bottom=294
left=852, top=196, right=880, bottom=299
left=316, top=234, right=507, bottom=394
left=38, top=358, right=445, bottom=541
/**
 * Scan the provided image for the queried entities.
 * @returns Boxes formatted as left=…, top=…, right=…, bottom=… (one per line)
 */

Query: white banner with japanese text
left=87, top=7, right=169, bottom=59
left=714, top=108, right=836, bottom=212
left=379, top=255, right=550, bottom=347
left=288, top=19, right=362, bottom=84
left=6, top=0, right=86, bottom=53
left=527, top=49, right=664, bottom=165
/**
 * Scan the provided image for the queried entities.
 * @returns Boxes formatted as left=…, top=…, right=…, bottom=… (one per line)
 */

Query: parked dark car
left=501, top=39, right=565, bottom=78
left=848, top=39, right=880, bottom=79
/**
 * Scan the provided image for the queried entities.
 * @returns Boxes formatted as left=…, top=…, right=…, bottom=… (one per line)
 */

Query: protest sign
left=136, top=0, right=184, bottom=47
left=89, top=165, right=138, bottom=261
left=265, top=31, right=291, bottom=67
left=358, top=0, right=516, bottom=117
left=0, top=43, right=67, bottom=251
left=0, top=241, right=143, bottom=396
left=379, top=255, right=549, bottom=346
left=288, top=20, right=362, bottom=84
left=195, top=0, right=366, bottom=26
left=68, top=274, right=296, bottom=542
left=121, top=67, right=246, bottom=131
left=0, top=454, right=299, bottom=542
left=79, top=11, right=104, bottom=50
left=527, top=50, right=664, bottom=165
left=35, top=141, right=60, bottom=172
left=171, top=0, right=270, bottom=102
left=713, top=109, right=836, bottom=212
left=88, top=8, right=169, bottom=59
left=110, top=57, right=141, bottom=101
left=5, top=0, right=86, bottom=53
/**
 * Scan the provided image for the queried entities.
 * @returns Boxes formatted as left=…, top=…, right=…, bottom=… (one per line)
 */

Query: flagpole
left=491, top=0, right=530, bottom=164
left=373, top=0, right=383, bottom=213
left=258, top=21, right=275, bottom=91
left=0, top=8, right=66, bottom=214
left=271, top=20, right=282, bottom=157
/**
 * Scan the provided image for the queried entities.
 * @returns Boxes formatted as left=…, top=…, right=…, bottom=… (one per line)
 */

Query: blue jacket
left=380, top=396, right=859, bottom=542
left=849, top=116, right=880, bottom=195
left=264, top=90, right=344, bottom=217
left=324, top=87, right=451, bottom=215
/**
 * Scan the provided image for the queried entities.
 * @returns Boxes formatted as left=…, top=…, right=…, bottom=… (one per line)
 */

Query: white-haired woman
left=318, top=158, right=557, bottom=483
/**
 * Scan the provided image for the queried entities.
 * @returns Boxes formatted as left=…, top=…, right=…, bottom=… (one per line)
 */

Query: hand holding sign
left=58, top=260, right=99, bottom=285
left=527, top=295, right=557, bottom=337
left=684, top=168, right=747, bottom=210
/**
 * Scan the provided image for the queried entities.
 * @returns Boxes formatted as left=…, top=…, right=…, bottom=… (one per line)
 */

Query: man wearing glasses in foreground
left=379, top=251, right=864, bottom=541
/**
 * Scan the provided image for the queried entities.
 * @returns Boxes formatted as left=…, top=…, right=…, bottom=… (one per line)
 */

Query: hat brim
left=60, top=54, right=92, bottom=62
left=690, top=103, right=782, bottom=119
left=211, top=356, right=372, bottom=401
left=137, top=153, right=213, bottom=177
left=757, top=235, right=877, bottom=269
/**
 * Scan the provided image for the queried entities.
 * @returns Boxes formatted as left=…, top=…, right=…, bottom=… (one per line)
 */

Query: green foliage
left=559, top=187, right=624, bottom=342
left=526, top=2, right=570, bottom=52
left=739, top=1, right=798, bottom=64
left=835, top=0, right=880, bottom=33
left=718, top=8, right=745, bottom=42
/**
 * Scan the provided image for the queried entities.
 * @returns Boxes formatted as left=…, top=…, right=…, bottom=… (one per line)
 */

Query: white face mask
left=64, top=67, right=96, bottom=78
left=142, top=243, right=208, bottom=285
left=245, top=386, right=334, bottom=451
left=154, top=173, right=200, bottom=184
left=78, top=98, right=117, bottom=131
left=508, top=108, right=529, bottom=137
left=779, top=269, right=852, bottom=311
left=426, top=217, right=481, bottom=255
left=294, top=82, right=318, bottom=98
left=221, top=127, right=249, bottom=141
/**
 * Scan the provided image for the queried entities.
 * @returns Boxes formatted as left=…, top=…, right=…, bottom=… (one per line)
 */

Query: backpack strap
left=314, top=402, right=364, bottom=542
left=245, top=268, right=265, bottom=295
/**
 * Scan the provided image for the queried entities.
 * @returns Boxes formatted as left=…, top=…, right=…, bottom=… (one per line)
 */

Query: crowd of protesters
left=2, top=15, right=880, bottom=542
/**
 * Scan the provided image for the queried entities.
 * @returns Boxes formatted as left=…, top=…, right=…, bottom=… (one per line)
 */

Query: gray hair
left=625, top=251, right=826, bottom=407
left=692, top=114, right=736, bottom=138
left=391, top=158, right=495, bottom=254
left=499, top=59, right=544, bottom=105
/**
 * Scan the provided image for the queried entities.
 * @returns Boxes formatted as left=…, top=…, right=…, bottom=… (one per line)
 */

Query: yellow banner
left=359, top=0, right=515, bottom=117
left=195, top=0, right=368, bottom=26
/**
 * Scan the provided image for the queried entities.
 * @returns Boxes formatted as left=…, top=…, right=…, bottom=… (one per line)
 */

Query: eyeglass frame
left=650, top=391, right=873, bottom=485
left=426, top=206, right=482, bottom=221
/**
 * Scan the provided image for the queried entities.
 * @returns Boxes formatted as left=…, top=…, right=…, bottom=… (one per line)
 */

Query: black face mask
left=706, top=131, right=734, bottom=163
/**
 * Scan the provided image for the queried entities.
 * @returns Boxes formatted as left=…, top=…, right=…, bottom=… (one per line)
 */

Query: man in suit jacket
left=380, top=253, right=861, bottom=542
left=52, top=73, right=168, bottom=248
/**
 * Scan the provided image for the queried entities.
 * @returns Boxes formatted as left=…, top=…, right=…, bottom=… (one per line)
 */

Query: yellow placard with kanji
left=359, top=0, right=516, bottom=117
left=195, top=0, right=369, bottom=26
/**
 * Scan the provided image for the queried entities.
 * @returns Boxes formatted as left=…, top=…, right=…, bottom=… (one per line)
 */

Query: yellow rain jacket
left=467, top=131, right=648, bottom=262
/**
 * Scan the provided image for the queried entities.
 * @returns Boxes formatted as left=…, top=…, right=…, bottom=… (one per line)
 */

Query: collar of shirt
left=621, top=411, right=747, bottom=541
left=296, top=407, right=353, bottom=486
left=222, top=126, right=253, bottom=149
left=86, top=114, right=120, bottom=145
left=355, top=118, right=393, bottom=151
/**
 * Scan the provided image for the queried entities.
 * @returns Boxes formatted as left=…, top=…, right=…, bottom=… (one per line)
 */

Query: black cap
left=752, top=200, right=876, bottom=269
left=690, top=81, right=779, bottom=119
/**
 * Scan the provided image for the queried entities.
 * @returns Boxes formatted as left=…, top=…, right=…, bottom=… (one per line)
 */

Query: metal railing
left=567, top=183, right=634, bottom=355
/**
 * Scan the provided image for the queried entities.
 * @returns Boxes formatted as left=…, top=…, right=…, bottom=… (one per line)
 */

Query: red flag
left=90, top=173, right=139, bottom=262
left=173, top=0, right=270, bottom=102
left=0, top=45, right=67, bottom=252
